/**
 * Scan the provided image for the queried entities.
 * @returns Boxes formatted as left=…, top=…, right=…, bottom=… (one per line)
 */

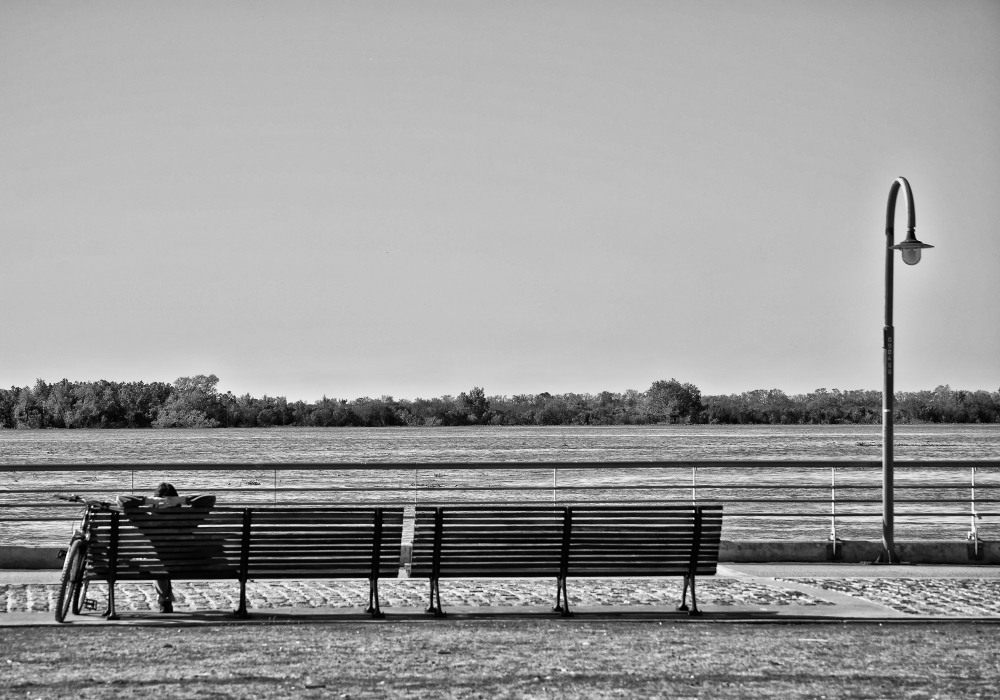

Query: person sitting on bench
left=117, top=482, right=216, bottom=613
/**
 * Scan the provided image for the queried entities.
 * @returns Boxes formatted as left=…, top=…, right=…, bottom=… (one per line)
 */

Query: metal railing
left=2, top=460, right=998, bottom=545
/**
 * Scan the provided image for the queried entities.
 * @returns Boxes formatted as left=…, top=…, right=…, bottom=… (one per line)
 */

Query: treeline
left=2, top=376, right=999, bottom=429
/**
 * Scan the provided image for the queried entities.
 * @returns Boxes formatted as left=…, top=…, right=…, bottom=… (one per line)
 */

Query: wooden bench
left=84, top=505, right=404, bottom=619
left=410, top=504, right=722, bottom=616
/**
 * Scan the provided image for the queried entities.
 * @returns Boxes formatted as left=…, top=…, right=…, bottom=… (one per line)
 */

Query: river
left=2, top=424, right=998, bottom=546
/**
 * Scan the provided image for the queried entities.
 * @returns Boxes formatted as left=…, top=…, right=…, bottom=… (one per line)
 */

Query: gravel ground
left=2, top=620, right=998, bottom=699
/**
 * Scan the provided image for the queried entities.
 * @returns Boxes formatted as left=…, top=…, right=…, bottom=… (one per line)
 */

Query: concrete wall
left=4, top=541, right=998, bottom=570
left=720, top=540, right=998, bottom=564
left=399, top=541, right=999, bottom=567
left=0, top=546, right=66, bottom=570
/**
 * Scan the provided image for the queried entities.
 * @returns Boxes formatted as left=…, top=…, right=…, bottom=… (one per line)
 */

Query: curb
left=6, top=541, right=997, bottom=570
left=4, top=606, right=1000, bottom=628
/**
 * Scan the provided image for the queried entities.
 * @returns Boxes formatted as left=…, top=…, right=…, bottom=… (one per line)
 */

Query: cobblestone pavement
left=2, top=578, right=832, bottom=614
left=788, top=578, right=1000, bottom=617
left=6, top=577, right=999, bottom=616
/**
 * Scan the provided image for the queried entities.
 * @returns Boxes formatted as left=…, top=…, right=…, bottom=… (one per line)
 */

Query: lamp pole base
left=872, top=548, right=903, bottom=564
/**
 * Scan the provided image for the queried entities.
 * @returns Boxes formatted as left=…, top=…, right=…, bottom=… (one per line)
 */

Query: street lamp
left=877, top=176, right=933, bottom=563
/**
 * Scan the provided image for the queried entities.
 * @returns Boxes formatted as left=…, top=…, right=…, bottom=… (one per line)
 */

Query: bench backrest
left=86, top=506, right=404, bottom=581
left=410, top=504, right=722, bottom=579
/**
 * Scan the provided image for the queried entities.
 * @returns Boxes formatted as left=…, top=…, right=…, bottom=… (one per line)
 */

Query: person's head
left=154, top=482, right=179, bottom=497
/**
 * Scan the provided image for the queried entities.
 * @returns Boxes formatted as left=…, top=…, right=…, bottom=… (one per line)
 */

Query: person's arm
left=116, top=494, right=147, bottom=509
left=186, top=494, right=216, bottom=508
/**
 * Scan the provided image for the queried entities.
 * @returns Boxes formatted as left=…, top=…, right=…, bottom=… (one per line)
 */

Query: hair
left=154, top=482, right=179, bottom=497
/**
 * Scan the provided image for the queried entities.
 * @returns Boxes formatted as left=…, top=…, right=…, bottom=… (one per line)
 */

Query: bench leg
left=552, top=577, right=572, bottom=617
left=688, top=575, right=702, bottom=617
left=365, top=578, right=385, bottom=619
left=425, top=578, right=445, bottom=618
left=233, top=579, right=250, bottom=619
left=104, top=582, right=119, bottom=621
left=676, top=575, right=690, bottom=613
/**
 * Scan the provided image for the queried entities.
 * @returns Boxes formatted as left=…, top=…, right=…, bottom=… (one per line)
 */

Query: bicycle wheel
left=55, top=540, right=84, bottom=623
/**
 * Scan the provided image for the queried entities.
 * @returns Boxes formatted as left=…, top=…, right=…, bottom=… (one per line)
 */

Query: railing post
left=969, top=465, right=980, bottom=556
left=691, top=466, right=697, bottom=505
left=553, top=468, right=557, bottom=505
left=830, top=466, right=837, bottom=554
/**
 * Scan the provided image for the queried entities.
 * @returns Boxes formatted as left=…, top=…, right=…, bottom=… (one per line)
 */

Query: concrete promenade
left=4, top=563, right=1000, bottom=624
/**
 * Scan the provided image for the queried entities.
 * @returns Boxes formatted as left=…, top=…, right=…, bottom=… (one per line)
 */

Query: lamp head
left=891, top=228, right=933, bottom=266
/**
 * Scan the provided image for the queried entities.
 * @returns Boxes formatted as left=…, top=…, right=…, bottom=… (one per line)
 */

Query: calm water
left=2, top=424, right=999, bottom=546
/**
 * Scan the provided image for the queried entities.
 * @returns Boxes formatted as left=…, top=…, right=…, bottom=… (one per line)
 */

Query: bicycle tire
left=72, top=578, right=90, bottom=616
left=55, top=540, right=83, bottom=623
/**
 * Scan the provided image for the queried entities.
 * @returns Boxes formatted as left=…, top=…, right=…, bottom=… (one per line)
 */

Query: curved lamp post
left=877, top=176, right=933, bottom=563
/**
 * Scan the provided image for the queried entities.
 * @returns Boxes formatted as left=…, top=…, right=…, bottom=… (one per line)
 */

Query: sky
left=2, top=1, right=998, bottom=402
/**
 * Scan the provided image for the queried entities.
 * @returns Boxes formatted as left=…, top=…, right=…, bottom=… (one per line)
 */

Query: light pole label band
left=884, top=327, right=893, bottom=375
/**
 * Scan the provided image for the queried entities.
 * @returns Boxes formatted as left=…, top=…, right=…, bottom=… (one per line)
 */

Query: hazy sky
left=3, top=1, right=998, bottom=402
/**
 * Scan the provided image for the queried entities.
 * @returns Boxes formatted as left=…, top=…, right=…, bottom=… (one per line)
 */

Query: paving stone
left=789, top=578, right=1000, bottom=617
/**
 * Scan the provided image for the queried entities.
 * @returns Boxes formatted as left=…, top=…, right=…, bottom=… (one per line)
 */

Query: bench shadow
left=64, top=606, right=793, bottom=626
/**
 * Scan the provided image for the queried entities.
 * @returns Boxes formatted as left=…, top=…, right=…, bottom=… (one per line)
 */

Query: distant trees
left=893, top=385, right=1000, bottom=424
left=0, top=379, right=173, bottom=429
left=152, top=375, right=221, bottom=428
left=646, top=379, right=703, bottom=424
left=1, top=377, right=998, bottom=429
left=701, top=388, right=882, bottom=425
left=697, top=385, right=1000, bottom=425
left=459, top=387, right=491, bottom=424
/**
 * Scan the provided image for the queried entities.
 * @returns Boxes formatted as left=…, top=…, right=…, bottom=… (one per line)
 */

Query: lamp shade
left=891, top=229, right=933, bottom=266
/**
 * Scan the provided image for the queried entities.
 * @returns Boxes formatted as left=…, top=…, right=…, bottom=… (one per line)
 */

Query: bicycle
left=53, top=494, right=119, bottom=623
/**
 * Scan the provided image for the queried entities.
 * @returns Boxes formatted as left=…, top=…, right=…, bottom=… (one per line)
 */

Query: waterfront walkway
left=4, top=564, right=1000, bottom=624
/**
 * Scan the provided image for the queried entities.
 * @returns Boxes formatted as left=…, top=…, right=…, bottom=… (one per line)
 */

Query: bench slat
left=412, top=524, right=714, bottom=533
left=86, top=572, right=240, bottom=581
left=412, top=530, right=714, bottom=540
left=246, top=529, right=402, bottom=536
left=414, top=505, right=721, bottom=512
left=246, top=515, right=402, bottom=520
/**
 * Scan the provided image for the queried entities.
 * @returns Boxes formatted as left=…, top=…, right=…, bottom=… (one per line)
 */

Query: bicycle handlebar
left=54, top=494, right=117, bottom=510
